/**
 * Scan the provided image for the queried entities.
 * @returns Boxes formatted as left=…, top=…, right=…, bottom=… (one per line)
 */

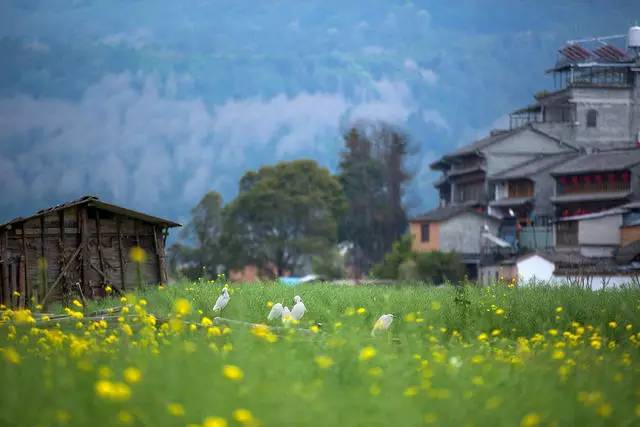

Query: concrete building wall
left=410, top=221, right=440, bottom=252
left=439, top=213, right=500, bottom=254
left=578, top=214, right=622, bottom=246
left=531, top=172, right=557, bottom=218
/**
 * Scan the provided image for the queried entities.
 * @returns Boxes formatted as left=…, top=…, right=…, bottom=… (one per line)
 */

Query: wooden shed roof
left=0, top=195, right=181, bottom=229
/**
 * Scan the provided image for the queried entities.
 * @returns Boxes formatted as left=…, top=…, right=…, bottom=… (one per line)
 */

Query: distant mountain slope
left=0, top=0, right=637, bottom=224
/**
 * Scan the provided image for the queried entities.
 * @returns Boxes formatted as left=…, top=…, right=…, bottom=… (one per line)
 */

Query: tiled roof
left=410, top=205, right=497, bottom=222
left=490, top=153, right=579, bottom=180
left=489, top=197, right=534, bottom=207
left=551, top=149, right=640, bottom=175
left=551, top=191, right=632, bottom=204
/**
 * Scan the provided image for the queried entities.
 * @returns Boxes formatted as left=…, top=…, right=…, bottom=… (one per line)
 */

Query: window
left=586, top=109, right=598, bottom=128
left=421, top=223, right=430, bottom=242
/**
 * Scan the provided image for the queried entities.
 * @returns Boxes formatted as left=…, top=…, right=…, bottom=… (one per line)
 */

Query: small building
left=0, top=196, right=180, bottom=307
left=410, top=205, right=501, bottom=279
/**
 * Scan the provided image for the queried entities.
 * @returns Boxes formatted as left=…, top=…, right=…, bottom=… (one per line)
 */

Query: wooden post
left=95, top=210, right=106, bottom=285
left=58, top=210, right=65, bottom=303
left=21, top=223, right=29, bottom=306
left=152, top=226, right=167, bottom=284
left=117, top=217, right=126, bottom=291
left=18, top=257, right=25, bottom=308
left=79, top=207, right=89, bottom=292
left=40, top=216, right=47, bottom=299
left=2, top=228, right=9, bottom=307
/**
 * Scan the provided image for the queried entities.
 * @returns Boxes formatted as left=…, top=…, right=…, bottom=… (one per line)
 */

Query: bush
left=370, top=235, right=412, bottom=279
left=414, top=251, right=466, bottom=284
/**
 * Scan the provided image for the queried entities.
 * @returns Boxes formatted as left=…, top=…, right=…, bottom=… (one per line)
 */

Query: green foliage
left=311, top=247, right=346, bottom=280
left=168, top=191, right=224, bottom=280
left=414, top=251, right=466, bottom=284
left=370, top=234, right=412, bottom=279
left=339, top=122, right=411, bottom=275
left=3, top=282, right=640, bottom=427
left=221, top=160, right=346, bottom=276
left=371, top=236, right=465, bottom=284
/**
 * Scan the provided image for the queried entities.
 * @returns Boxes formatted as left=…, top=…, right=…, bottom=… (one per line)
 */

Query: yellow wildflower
left=167, top=403, right=185, bottom=417
left=477, top=333, right=489, bottom=342
left=201, top=317, right=213, bottom=327
left=314, top=355, right=334, bottom=369
left=117, top=411, right=133, bottom=425
left=358, top=346, right=376, bottom=361
left=123, top=367, right=141, bottom=384
left=129, top=246, right=147, bottom=263
left=2, top=347, right=21, bottom=364
left=552, top=350, right=565, bottom=360
left=608, top=321, right=617, bottom=329
left=596, top=403, right=612, bottom=417
left=203, top=416, right=228, bottom=427
left=491, top=329, right=501, bottom=337
left=495, top=308, right=505, bottom=316
left=356, top=307, right=366, bottom=315
left=556, top=306, right=563, bottom=313
left=222, top=364, right=243, bottom=381
left=520, top=412, right=541, bottom=427
left=403, top=386, right=418, bottom=397
left=232, top=408, right=255, bottom=424
left=174, top=298, right=192, bottom=316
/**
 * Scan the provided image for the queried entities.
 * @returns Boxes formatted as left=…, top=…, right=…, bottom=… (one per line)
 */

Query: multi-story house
left=411, top=25, right=640, bottom=284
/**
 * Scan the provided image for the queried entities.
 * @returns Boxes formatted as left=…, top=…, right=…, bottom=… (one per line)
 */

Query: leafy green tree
left=221, top=160, right=346, bottom=276
left=168, top=191, right=224, bottom=280
left=414, top=251, right=466, bottom=284
left=339, top=122, right=411, bottom=276
left=370, top=234, right=412, bottom=279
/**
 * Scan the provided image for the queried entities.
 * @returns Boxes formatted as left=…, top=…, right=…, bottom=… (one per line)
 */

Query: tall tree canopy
left=339, top=121, right=411, bottom=276
left=168, top=191, right=224, bottom=280
left=221, top=160, right=346, bottom=276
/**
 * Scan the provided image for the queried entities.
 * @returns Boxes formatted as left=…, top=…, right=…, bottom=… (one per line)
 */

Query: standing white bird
left=267, top=303, right=284, bottom=321
left=371, top=314, right=394, bottom=336
left=282, top=306, right=292, bottom=322
left=212, top=287, right=230, bottom=312
left=290, top=295, right=306, bottom=321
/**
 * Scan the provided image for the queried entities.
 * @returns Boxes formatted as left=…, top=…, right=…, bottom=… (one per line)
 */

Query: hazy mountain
left=0, top=0, right=638, bottom=227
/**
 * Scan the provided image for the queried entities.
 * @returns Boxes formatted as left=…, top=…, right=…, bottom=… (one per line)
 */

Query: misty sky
left=0, top=0, right=638, bottom=228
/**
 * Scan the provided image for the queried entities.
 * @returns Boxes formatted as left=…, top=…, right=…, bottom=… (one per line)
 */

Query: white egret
left=371, top=314, right=394, bottom=336
left=291, top=295, right=306, bottom=320
left=267, top=303, right=284, bottom=321
left=282, top=306, right=292, bottom=325
left=212, top=287, right=230, bottom=312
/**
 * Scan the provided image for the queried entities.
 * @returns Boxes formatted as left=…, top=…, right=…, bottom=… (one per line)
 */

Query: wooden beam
left=79, top=207, right=89, bottom=293
left=18, top=257, right=25, bottom=308
left=2, top=229, right=9, bottom=307
left=95, top=210, right=106, bottom=284
left=117, top=216, right=126, bottom=291
left=152, top=226, right=167, bottom=284
left=40, top=216, right=47, bottom=298
left=57, top=210, right=64, bottom=305
left=22, top=222, right=29, bottom=307
left=41, top=244, right=84, bottom=306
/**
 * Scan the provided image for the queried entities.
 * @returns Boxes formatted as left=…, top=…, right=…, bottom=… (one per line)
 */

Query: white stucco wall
left=551, top=275, right=636, bottom=290
left=578, top=214, right=622, bottom=246
left=517, top=255, right=555, bottom=283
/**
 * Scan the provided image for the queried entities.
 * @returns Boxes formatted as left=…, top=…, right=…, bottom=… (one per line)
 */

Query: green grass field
left=1, top=281, right=639, bottom=427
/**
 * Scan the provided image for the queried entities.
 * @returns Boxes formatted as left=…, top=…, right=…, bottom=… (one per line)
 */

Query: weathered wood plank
left=41, top=244, right=84, bottom=306
left=117, top=216, right=126, bottom=291
left=2, top=229, right=9, bottom=307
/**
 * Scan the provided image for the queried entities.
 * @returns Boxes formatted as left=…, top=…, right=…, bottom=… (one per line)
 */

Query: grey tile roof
left=489, top=197, right=534, bottom=207
left=410, top=205, right=496, bottom=222
left=447, top=128, right=520, bottom=157
left=551, top=191, right=632, bottom=204
left=550, top=149, right=640, bottom=175
left=490, top=153, right=579, bottom=180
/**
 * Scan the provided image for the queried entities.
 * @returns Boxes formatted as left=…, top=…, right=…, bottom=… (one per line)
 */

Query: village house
left=413, top=25, right=640, bottom=286
left=0, top=196, right=180, bottom=307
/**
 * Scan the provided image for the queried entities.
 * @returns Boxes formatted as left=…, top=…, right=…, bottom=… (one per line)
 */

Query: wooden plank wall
left=0, top=205, right=168, bottom=308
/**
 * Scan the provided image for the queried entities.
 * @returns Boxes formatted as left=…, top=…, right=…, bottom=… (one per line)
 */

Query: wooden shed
left=0, top=196, right=180, bottom=307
